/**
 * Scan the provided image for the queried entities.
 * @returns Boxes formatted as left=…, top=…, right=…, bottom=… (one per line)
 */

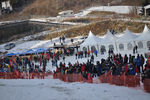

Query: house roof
left=144, top=5, right=150, bottom=9
left=58, top=10, right=74, bottom=15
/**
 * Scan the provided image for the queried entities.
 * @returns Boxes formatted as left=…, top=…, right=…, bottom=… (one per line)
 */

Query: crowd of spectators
left=0, top=47, right=74, bottom=73
left=0, top=47, right=150, bottom=80
left=55, top=52, right=150, bottom=80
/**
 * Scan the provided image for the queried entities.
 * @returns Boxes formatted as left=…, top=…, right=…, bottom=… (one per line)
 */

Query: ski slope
left=0, top=79, right=150, bottom=100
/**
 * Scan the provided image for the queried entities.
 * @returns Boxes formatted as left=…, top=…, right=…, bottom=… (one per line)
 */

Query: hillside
left=16, top=0, right=150, bottom=16
left=0, top=0, right=149, bottom=21
left=43, top=20, right=150, bottom=40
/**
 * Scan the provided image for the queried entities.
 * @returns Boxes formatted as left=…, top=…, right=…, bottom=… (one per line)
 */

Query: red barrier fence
left=143, top=79, right=150, bottom=93
left=0, top=72, right=53, bottom=79
left=0, top=72, right=150, bottom=93
left=53, top=73, right=93, bottom=83
left=98, top=72, right=140, bottom=87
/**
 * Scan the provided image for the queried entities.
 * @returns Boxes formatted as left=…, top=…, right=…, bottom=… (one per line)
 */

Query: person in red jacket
left=148, top=56, right=150, bottom=65
left=88, top=50, right=90, bottom=57
left=81, top=64, right=85, bottom=72
left=124, top=64, right=129, bottom=75
left=88, top=72, right=93, bottom=83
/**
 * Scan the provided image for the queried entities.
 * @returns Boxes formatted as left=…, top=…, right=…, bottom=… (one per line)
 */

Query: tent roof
left=25, top=48, right=48, bottom=54
left=81, top=31, right=101, bottom=46
left=101, top=29, right=117, bottom=43
left=135, top=25, right=150, bottom=41
left=5, top=53, right=16, bottom=57
left=117, top=28, right=138, bottom=42
left=5, top=48, right=49, bottom=56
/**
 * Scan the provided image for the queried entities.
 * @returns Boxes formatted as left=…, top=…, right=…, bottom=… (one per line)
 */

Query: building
left=57, top=10, right=75, bottom=18
left=144, top=4, right=150, bottom=16
left=1, top=0, right=13, bottom=14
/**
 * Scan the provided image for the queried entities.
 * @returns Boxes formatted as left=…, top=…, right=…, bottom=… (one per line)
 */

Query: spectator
left=136, top=54, right=141, bottom=73
left=123, top=54, right=128, bottom=64
left=140, top=54, right=145, bottom=73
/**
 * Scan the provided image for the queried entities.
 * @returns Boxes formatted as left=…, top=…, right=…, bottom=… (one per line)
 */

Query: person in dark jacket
left=129, top=54, right=132, bottom=64
left=91, top=55, right=94, bottom=63
left=128, top=63, right=136, bottom=75
left=136, top=54, right=141, bottom=73
left=124, top=54, right=128, bottom=64
left=135, top=45, right=138, bottom=53
left=96, top=61, right=102, bottom=76
left=84, top=50, right=87, bottom=58
left=75, top=53, right=78, bottom=59
left=140, top=54, right=145, bottom=73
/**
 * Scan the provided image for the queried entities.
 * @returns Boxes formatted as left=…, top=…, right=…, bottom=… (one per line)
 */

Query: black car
left=4, top=43, right=15, bottom=50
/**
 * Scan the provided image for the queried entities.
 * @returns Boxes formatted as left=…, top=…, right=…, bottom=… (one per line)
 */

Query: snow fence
left=0, top=72, right=150, bottom=93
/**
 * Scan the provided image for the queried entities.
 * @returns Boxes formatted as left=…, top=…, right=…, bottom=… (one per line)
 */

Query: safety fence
left=0, top=72, right=150, bottom=93
left=0, top=72, right=53, bottom=79
left=97, top=72, right=140, bottom=87
left=143, top=79, right=150, bottom=93
left=53, top=72, right=150, bottom=93
left=53, top=73, right=93, bottom=83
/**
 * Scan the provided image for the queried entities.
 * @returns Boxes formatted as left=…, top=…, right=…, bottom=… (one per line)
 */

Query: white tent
left=136, top=25, right=150, bottom=41
left=116, top=28, right=138, bottom=51
left=80, top=31, right=101, bottom=51
left=117, top=28, right=138, bottom=43
left=79, top=26, right=150, bottom=54
left=135, top=25, right=150, bottom=50
left=101, top=29, right=117, bottom=43
left=100, top=29, right=118, bottom=52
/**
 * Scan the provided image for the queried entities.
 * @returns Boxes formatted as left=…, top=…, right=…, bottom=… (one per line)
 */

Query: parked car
left=4, top=43, right=15, bottom=50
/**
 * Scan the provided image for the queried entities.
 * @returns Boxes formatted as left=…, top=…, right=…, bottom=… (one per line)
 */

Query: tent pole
left=115, top=42, right=118, bottom=52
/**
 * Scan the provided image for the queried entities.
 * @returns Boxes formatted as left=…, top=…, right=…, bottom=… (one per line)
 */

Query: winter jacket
left=136, top=57, right=141, bottom=67
left=129, top=65, right=136, bottom=75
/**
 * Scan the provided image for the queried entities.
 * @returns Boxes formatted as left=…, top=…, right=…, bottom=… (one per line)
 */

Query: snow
left=0, top=79, right=150, bottom=100
left=76, top=6, right=133, bottom=17
left=88, top=6, right=131, bottom=14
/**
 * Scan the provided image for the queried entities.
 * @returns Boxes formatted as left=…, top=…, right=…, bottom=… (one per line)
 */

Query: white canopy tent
left=100, top=29, right=118, bottom=52
left=80, top=26, right=150, bottom=54
left=116, top=28, right=138, bottom=51
left=135, top=25, right=150, bottom=50
left=80, top=31, right=101, bottom=52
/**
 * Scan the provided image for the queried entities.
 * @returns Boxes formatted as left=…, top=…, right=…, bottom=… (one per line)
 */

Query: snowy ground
left=0, top=36, right=84, bottom=53
left=0, top=79, right=150, bottom=100
left=75, top=6, right=134, bottom=17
